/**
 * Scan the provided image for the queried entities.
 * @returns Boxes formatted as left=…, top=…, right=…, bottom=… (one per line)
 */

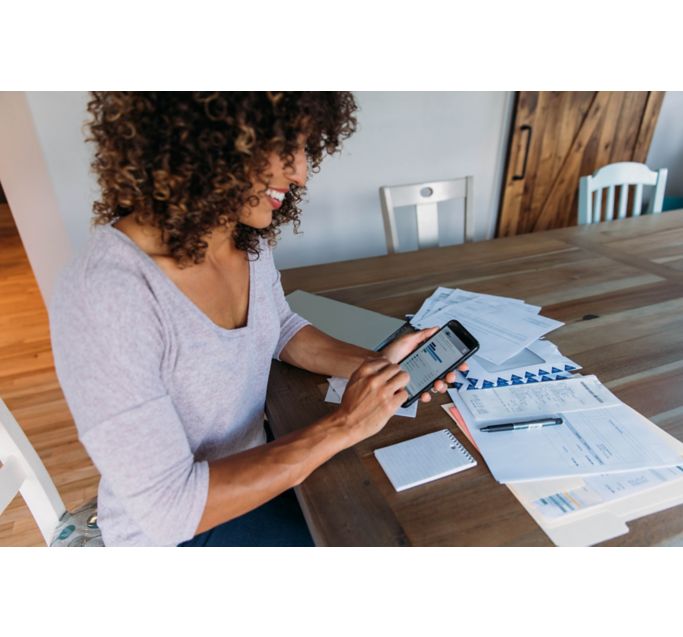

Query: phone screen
left=400, top=324, right=473, bottom=400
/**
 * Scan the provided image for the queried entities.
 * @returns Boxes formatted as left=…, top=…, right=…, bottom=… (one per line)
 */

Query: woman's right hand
left=338, top=357, right=410, bottom=444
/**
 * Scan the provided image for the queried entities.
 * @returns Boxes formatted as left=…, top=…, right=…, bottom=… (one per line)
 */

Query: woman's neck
left=113, top=215, right=242, bottom=267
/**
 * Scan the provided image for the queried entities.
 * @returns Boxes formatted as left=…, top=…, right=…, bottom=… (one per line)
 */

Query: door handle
left=512, top=124, right=532, bottom=181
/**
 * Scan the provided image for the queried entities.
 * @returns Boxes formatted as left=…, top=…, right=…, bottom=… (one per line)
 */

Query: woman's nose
left=287, top=148, right=308, bottom=187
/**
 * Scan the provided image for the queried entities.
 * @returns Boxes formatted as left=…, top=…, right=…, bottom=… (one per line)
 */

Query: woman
left=50, top=92, right=460, bottom=546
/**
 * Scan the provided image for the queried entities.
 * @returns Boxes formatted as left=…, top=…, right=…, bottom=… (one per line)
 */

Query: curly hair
left=86, top=92, right=358, bottom=265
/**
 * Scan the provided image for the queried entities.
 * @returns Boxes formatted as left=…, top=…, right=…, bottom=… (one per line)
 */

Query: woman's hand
left=338, top=357, right=410, bottom=444
left=380, top=326, right=469, bottom=403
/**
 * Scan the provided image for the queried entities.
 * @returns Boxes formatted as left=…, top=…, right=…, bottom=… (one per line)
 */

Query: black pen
left=480, top=417, right=563, bottom=432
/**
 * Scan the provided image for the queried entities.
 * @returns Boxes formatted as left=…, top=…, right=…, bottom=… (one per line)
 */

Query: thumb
left=415, top=326, right=439, bottom=344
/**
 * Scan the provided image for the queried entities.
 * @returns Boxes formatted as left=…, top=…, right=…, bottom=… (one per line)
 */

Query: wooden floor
left=0, top=203, right=99, bottom=546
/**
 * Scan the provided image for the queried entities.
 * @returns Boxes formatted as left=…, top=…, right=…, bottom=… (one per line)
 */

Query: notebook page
left=374, top=429, right=476, bottom=491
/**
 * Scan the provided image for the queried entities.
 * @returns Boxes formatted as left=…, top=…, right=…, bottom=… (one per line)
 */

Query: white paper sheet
left=456, top=375, right=620, bottom=423
left=532, top=466, right=683, bottom=519
left=454, top=339, right=581, bottom=389
left=449, top=381, right=683, bottom=483
left=410, top=287, right=540, bottom=329
left=443, top=399, right=683, bottom=545
left=426, top=305, right=563, bottom=364
left=409, top=287, right=561, bottom=364
left=410, top=287, right=455, bottom=327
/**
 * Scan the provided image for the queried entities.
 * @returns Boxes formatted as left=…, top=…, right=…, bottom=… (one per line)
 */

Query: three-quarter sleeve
left=265, top=245, right=310, bottom=360
left=50, top=258, right=208, bottom=546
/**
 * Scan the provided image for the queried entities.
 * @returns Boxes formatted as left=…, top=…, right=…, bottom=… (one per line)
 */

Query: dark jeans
left=178, top=422, right=314, bottom=547
left=178, top=488, right=314, bottom=547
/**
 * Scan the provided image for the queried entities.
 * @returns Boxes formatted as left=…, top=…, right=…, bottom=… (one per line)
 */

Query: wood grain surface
left=0, top=204, right=99, bottom=546
left=267, top=209, right=683, bottom=546
left=497, top=92, right=664, bottom=236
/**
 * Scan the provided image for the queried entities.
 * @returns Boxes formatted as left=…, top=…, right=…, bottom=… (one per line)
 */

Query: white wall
left=647, top=91, right=683, bottom=198
left=274, top=91, right=513, bottom=269
left=25, top=92, right=99, bottom=251
left=3, top=90, right=681, bottom=304
left=0, top=92, right=73, bottom=302
left=2, top=91, right=514, bottom=286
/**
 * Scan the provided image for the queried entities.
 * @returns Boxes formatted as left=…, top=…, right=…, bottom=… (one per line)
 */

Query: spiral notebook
left=374, top=429, right=477, bottom=492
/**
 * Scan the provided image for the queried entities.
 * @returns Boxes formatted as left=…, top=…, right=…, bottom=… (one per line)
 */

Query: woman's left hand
left=379, top=326, right=469, bottom=403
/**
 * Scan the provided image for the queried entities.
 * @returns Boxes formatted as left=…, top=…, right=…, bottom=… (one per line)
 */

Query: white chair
left=379, top=176, right=474, bottom=253
left=578, top=162, right=668, bottom=225
left=0, top=397, right=101, bottom=546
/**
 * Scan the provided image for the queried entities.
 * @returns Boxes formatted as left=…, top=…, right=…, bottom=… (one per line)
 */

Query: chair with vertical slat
left=578, top=162, right=668, bottom=225
left=0, top=397, right=102, bottom=546
left=379, top=176, right=474, bottom=253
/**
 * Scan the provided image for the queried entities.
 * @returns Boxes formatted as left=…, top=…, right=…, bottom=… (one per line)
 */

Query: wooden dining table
left=265, top=209, right=683, bottom=546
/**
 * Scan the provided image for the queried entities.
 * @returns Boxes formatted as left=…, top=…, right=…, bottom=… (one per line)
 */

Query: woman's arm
left=195, top=357, right=408, bottom=535
left=279, top=324, right=463, bottom=398
left=278, top=324, right=377, bottom=378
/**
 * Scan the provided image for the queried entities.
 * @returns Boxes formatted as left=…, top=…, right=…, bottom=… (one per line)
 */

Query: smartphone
left=398, top=320, right=479, bottom=408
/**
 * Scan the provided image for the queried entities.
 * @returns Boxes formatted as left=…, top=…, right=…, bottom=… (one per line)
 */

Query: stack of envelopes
left=409, top=287, right=580, bottom=388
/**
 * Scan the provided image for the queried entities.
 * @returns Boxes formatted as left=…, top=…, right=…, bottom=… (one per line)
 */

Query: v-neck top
left=48, top=224, right=309, bottom=547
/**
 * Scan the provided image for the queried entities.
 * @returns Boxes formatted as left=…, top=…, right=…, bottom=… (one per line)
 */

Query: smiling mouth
left=265, top=188, right=286, bottom=210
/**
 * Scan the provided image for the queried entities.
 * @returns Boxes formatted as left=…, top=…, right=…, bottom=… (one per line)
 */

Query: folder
left=285, top=289, right=405, bottom=350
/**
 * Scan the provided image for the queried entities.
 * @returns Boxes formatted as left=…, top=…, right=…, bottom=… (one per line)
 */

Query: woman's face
left=240, top=143, right=308, bottom=229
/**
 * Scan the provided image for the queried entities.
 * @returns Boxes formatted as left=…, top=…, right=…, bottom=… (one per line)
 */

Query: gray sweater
left=49, top=225, right=309, bottom=546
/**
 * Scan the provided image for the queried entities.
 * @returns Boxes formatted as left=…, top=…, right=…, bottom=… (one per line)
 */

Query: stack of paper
left=324, top=286, right=578, bottom=417
left=410, top=287, right=563, bottom=365
left=453, top=339, right=581, bottom=390
left=410, top=287, right=580, bottom=394
left=448, top=375, right=683, bottom=483
left=443, top=377, right=683, bottom=545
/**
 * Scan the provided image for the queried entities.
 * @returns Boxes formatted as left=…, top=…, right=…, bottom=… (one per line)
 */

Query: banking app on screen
left=400, top=326, right=469, bottom=397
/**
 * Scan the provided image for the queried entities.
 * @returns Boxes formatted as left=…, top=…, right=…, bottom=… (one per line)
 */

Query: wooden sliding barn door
left=497, top=91, right=664, bottom=236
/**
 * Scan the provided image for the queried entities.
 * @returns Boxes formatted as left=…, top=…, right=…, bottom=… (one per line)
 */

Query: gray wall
left=25, top=92, right=99, bottom=252
left=10, top=91, right=516, bottom=273
left=0, top=92, right=73, bottom=301
left=1, top=91, right=681, bottom=302
left=647, top=92, right=683, bottom=198
left=274, top=91, right=513, bottom=268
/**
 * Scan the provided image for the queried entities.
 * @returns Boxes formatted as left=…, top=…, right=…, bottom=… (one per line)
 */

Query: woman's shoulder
left=52, top=224, right=159, bottom=317
left=253, top=236, right=277, bottom=266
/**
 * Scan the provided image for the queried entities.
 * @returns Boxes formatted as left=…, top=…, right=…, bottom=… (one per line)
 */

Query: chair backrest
left=578, top=162, right=668, bottom=225
left=379, top=176, right=474, bottom=253
left=0, top=397, right=65, bottom=545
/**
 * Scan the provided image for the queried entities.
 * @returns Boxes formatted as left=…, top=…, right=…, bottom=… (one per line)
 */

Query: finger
left=417, top=326, right=439, bottom=343
left=392, top=389, right=410, bottom=409
left=355, top=356, right=393, bottom=377
left=395, top=326, right=437, bottom=351
left=398, top=326, right=438, bottom=350
left=382, top=366, right=410, bottom=393
left=458, top=362, right=469, bottom=372
left=420, top=392, right=432, bottom=403
left=444, top=371, right=457, bottom=384
left=363, top=360, right=408, bottom=392
left=433, top=379, right=448, bottom=393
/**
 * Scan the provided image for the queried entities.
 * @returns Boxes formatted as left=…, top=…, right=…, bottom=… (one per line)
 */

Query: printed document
left=411, top=287, right=562, bottom=364
left=532, top=465, right=683, bottom=519
left=454, top=339, right=581, bottom=389
left=448, top=377, right=683, bottom=482
left=458, top=375, right=620, bottom=423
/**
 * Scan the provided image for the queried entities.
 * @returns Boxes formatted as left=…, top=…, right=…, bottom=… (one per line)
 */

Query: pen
left=480, top=417, right=563, bottom=432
